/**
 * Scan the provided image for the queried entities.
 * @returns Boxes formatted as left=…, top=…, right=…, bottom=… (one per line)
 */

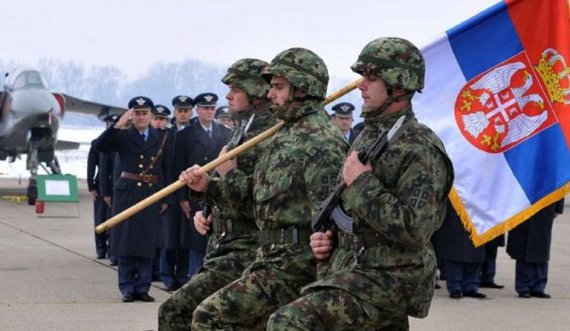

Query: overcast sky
left=1, top=0, right=499, bottom=80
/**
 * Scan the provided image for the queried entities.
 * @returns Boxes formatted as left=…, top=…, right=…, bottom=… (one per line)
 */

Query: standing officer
left=151, top=105, right=171, bottom=131
left=267, top=37, right=454, bottom=330
left=215, top=105, right=235, bottom=129
left=150, top=104, right=173, bottom=282
left=173, top=92, right=231, bottom=278
left=94, top=96, right=170, bottom=303
left=96, top=114, right=120, bottom=265
left=507, top=199, right=564, bottom=298
left=158, top=58, right=277, bottom=330
left=331, top=102, right=357, bottom=143
left=434, top=200, right=486, bottom=299
left=87, top=139, right=107, bottom=259
left=184, top=48, right=348, bottom=330
left=171, top=95, right=194, bottom=130
left=160, top=100, right=193, bottom=291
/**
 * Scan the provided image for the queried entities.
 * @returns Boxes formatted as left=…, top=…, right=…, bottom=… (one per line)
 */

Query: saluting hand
left=114, top=109, right=133, bottom=129
left=194, top=210, right=212, bottom=235
left=342, top=151, right=372, bottom=186
left=215, top=146, right=237, bottom=177
left=179, top=165, right=209, bottom=192
left=310, top=231, right=335, bottom=260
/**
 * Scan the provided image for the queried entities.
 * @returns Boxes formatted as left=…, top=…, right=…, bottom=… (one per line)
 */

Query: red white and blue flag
left=415, top=0, right=570, bottom=245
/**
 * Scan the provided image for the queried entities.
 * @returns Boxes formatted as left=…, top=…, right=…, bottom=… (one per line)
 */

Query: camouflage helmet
left=351, top=37, right=425, bottom=92
left=221, top=58, right=270, bottom=99
left=261, top=47, right=329, bottom=99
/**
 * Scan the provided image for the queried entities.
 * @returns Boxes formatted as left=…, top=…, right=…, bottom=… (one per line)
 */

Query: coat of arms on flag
left=414, top=0, right=570, bottom=246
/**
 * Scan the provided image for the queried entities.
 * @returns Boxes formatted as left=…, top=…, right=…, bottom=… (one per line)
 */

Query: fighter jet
left=0, top=66, right=125, bottom=204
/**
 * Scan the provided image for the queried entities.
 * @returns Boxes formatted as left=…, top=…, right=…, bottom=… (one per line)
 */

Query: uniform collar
left=364, top=105, right=414, bottom=133
left=273, top=100, right=320, bottom=124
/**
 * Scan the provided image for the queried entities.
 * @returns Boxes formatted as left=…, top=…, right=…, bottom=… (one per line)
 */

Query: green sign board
left=37, top=174, right=79, bottom=203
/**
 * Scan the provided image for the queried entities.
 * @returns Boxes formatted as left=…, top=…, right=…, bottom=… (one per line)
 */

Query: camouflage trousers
left=157, top=249, right=255, bottom=331
left=267, top=288, right=409, bottom=331
left=191, top=245, right=316, bottom=331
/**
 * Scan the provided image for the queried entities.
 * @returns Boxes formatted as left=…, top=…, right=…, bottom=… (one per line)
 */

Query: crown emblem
left=535, top=48, right=570, bottom=105
left=204, top=95, right=214, bottom=102
left=157, top=106, right=164, bottom=112
left=136, top=98, right=146, bottom=106
left=340, top=105, right=350, bottom=112
left=179, top=96, right=188, bottom=102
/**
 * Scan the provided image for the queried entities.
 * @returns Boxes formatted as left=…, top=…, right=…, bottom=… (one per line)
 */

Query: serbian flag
left=415, top=0, right=570, bottom=246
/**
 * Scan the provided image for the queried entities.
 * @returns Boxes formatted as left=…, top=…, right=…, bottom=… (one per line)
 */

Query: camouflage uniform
left=191, top=48, right=349, bottom=330
left=158, top=59, right=277, bottom=331
left=267, top=38, right=454, bottom=330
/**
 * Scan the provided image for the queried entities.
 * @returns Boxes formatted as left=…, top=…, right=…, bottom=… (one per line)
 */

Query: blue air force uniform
left=507, top=199, right=564, bottom=297
left=331, top=102, right=357, bottom=144
left=87, top=140, right=110, bottom=259
left=94, top=96, right=170, bottom=301
left=157, top=96, right=195, bottom=290
left=172, top=93, right=231, bottom=277
left=433, top=200, right=485, bottom=298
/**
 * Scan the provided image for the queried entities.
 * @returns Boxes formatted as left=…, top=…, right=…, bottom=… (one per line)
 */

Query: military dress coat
left=507, top=199, right=564, bottom=263
left=94, top=125, right=170, bottom=258
left=159, top=126, right=182, bottom=249
left=432, top=200, right=485, bottom=263
left=87, top=141, right=106, bottom=222
left=303, top=107, right=454, bottom=319
left=172, top=120, right=230, bottom=253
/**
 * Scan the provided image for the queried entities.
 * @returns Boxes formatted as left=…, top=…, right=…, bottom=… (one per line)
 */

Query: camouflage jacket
left=208, top=102, right=277, bottom=224
left=253, top=100, right=348, bottom=230
left=303, top=106, right=453, bottom=318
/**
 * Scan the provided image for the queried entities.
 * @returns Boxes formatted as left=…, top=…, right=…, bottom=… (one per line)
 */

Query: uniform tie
left=207, top=128, right=212, bottom=138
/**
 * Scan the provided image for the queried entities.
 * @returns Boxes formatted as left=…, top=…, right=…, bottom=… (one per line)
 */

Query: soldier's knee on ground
left=157, top=298, right=176, bottom=329
left=266, top=299, right=314, bottom=331
left=191, top=300, right=216, bottom=330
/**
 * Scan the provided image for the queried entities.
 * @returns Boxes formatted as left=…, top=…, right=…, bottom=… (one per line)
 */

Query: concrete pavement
left=0, top=177, right=569, bottom=330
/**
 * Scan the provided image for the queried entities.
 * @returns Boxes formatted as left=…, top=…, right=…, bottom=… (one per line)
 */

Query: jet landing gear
left=26, top=140, right=61, bottom=206
left=26, top=141, right=39, bottom=206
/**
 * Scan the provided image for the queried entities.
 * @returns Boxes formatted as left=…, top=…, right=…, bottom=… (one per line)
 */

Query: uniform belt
left=120, top=171, right=160, bottom=184
left=213, top=218, right=257, bottom=236
left=259, top=227, right=312, bottom=245
left=337, top=231, right=384, bottom=250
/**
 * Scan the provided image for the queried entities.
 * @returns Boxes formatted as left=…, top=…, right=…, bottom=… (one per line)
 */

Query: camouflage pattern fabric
left=191, top=100, right=349, bottom=330
left=267, top=107, right=454, bottom=330
left=221, top=58, right=270, bottom=99
left=268, top=288, right=409, bottom=331
left=157, top=245, right=256, bottom=331
left=207, top=103, right=277, bottom=217
left=261, top=48, right=329, bottom=99
left=157, top=102, right=276, bottom=331
left=351, top=37, right=425, bottom=92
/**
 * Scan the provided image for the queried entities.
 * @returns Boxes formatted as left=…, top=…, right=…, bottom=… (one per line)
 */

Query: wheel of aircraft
left=26, top=140, right=39, bottom=206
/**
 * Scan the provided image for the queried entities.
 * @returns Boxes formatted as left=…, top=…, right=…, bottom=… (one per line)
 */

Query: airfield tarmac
left=0, top=177, right=569, bottom=331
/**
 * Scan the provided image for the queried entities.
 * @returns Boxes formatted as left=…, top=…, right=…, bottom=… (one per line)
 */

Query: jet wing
left=58, top=93, right=126, bottom=120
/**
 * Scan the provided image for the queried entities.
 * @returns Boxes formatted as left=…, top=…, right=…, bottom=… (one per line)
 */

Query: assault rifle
left=311, top=115, right=406, bottom=234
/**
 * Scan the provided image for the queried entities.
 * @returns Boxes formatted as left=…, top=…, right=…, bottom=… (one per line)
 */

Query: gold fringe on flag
left=449, top=182, right=570, bottom=247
